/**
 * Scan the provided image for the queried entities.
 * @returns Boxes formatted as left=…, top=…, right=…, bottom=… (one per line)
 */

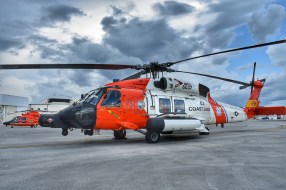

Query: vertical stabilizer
left=244, top=80, right=264, bottom=119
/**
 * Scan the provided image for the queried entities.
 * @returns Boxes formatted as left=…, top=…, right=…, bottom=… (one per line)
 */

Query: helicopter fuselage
left=39, top=77, right=247, bottom=141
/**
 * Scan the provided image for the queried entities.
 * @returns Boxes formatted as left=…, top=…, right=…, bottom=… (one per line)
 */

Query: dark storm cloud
left=101, top=15, right=201, bottom=62
left=0, top=20, right=33, bottom=52
left=207, top=0, right=271, bottom=33
left=41, top=4, right=85, bottom=23
left=56, top=35, right=143, bottom=87
left=248, top=4, right=285, bottom=42
left=66, top=36, right=118, bottom=63
left=27, top=34, right=66, bottom=61
left=101, top=16, right=117, bottom=31
left=153, top=1, right=195, bottom=16
left=200, top=0, right=272, bottom=49
left=28, top=35, right=58, bottom=44
left=0, top=37, right=24, bottom=51
left=110, top=5, right=125, bottom=16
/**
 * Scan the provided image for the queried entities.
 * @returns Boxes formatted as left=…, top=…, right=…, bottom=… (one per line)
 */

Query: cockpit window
left=101, top=90, right=121, bottom=107
left=84, top=89, right=104, bottom=105
left=74, top=88, right=104, bottom=105
left=21, top=117, right=27, bottom=121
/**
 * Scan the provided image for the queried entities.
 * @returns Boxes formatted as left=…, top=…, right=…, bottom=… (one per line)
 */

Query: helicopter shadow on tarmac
left=0, top=132, right=205, bottom=150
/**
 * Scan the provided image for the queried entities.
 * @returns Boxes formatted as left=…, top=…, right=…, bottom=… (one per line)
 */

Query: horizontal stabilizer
left=255, top=106, right=286, bottom=115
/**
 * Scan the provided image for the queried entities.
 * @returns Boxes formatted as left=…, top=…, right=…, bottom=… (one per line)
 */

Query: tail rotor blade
left=239, top=85, right=249, bottom=90
left=250, top=62, right=256, bottom=94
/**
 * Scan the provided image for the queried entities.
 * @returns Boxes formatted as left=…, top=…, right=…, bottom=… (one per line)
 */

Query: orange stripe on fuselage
left=208, top=93, right=227, bottom=124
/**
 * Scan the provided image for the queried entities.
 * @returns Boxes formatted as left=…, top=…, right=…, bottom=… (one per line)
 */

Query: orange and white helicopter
left=4, top=110, right=40, bottom=128
left=1, top=40, right=286, bottom=143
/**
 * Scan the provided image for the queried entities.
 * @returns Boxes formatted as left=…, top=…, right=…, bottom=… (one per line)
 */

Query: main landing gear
left=113, top=130, right=126, bottom=139
left=83, top=130, right=94, bottom=136
left=145, top=131, right=160, bottom=143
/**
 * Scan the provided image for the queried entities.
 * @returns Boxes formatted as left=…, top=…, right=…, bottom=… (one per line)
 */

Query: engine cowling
left=154, top=77, right=200, bottom=95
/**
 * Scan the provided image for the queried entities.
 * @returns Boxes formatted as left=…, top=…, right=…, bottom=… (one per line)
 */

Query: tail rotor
left=239, top=62, right=266, bottom=92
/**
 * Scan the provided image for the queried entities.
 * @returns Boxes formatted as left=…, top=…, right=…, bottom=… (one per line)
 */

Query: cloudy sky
left=0, top=0, right=285, bottom=107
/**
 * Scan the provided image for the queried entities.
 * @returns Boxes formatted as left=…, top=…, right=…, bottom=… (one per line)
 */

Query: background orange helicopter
left=4, top=110, right=40, bottom=128
left=1, top=39, right=286, bottom=143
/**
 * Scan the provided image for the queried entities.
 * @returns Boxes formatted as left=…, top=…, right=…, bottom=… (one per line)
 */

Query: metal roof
left=0, top=94, right=29, bottom=107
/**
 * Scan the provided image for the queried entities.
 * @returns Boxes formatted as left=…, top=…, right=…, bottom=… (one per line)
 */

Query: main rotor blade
left=121, top=71, right=142, bottom=81
left=170, top=69, right=251, bottom=86
left=0, top=63, right=138, bottom=70
left=167, top=39, right=286, bottom=66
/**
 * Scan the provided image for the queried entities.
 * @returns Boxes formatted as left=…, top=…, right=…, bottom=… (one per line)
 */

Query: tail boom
left=244, top=80, right=286, bottom=118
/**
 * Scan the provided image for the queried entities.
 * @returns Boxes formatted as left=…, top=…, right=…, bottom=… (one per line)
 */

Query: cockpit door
left=96, top=89, right=125, bottom=130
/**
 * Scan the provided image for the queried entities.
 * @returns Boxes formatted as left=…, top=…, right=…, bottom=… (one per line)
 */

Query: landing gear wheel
left=88, top=130, right=94, bottom=136
left=145, top=131, right=160, bottom=143
left=114, top=130, right=126, bottom=139
left=84, top=130, right=88, bottom=135
left=199, top=131, right=209, bottom=135
left=62, top=129, right=68, bottom=136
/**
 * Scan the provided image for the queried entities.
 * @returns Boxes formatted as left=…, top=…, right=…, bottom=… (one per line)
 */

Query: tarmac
left=0, top=120, right=286, bottom=190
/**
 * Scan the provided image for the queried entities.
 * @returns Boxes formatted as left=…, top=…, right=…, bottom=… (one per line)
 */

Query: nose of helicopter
left=39, top=104, right=96, bottom=129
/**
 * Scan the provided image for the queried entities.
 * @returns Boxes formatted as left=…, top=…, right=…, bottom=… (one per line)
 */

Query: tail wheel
left=114, top=130, right=126, bottom=139
left=145, top=131, right=160, bottom=143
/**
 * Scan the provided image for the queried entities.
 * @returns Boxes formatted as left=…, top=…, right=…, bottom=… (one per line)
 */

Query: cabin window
left=101, top=90, right=121, bottom=107
left=174, top=99, right=185, bottom=113
left=21, top=117, right=27, bottom=121
left=159, top=98, right=171, bottom=113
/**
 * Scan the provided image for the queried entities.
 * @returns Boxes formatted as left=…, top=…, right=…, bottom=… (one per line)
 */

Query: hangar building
left=0, top=94, right=29, bottom=124
left=28, top=98, right=73, bottom=112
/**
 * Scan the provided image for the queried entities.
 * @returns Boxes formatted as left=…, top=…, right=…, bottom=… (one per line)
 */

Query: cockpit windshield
left=75, top=88, right=104, bottom=106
